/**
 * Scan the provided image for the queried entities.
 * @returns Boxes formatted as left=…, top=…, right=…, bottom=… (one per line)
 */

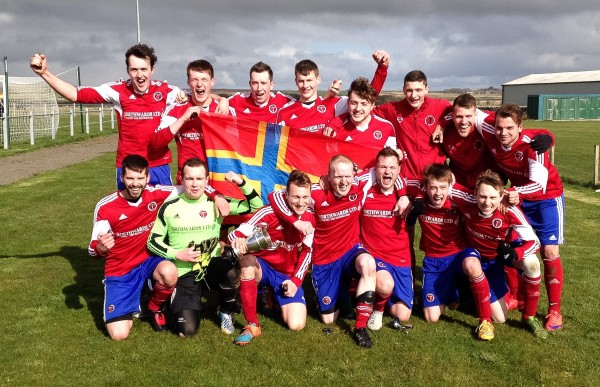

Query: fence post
left=550, top=146, right=555, bottom=164
left=111, top=107, right=115, bottom=130
left=29, top=111, right=34, bottom=145
left=99, top=106, right=103, bottom=132
left=51, top=110, right=56, bottom=140
left=85, top=108, right=89, bottom=134
left=594, top=144, right=599, bottom=188
left=70, top=108, right=74, bottom=137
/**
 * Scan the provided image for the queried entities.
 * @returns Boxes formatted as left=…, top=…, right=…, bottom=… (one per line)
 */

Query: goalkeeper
left=147, top=158, right=262, bottom=338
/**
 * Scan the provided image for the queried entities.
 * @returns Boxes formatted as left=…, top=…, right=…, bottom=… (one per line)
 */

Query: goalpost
left=0, top=62, right=80, bottom=148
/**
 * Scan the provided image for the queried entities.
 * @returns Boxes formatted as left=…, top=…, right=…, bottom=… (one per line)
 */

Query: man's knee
left=106, top=320, right=132, bottom=341
left=155, top=260, right=178, bottom=287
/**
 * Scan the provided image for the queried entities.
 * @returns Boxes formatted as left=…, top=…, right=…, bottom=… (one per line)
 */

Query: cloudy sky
left=2, top=1, right=599, bottom=92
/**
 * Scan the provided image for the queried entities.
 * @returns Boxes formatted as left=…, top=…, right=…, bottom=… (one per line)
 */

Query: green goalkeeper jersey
left=147, top=181, right=262, bottom=277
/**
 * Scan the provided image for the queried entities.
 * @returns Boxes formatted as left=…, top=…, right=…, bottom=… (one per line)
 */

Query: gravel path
left=0, top=134, right=117, bottom=186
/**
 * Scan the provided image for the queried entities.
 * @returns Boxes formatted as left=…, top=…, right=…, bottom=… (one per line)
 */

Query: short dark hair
left=125, top=44, right=157, bottom=69
left=250, top=61, right=273, bottom=82
left=475, top=169, right=504, bottom=194
left=453, top=93, right=477, bottom=109
left=187, top=59, right=214, bottom=79
left=423, top=163, right=452, bottom=184
left=181, top=157, right=208, bottom=179
left=495, top=103, right=525, bottom=126
left=404, top=70, right=427, bottom=87
left=349, top=77, right=377, bottom=105
left=121, top=154, right=149, bottom=176
left=286, top=170, right=312, bottom=192
left=376, top=147, right=402, bottom=166
left=295, top=59, right=319, bottom=77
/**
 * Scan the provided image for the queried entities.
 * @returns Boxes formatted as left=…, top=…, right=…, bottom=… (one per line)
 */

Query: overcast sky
left=2, top=1, right=599, bottom=92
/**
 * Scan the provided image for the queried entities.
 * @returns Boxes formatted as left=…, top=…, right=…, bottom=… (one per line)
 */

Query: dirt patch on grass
left=0, top=135, right=117, bottom=186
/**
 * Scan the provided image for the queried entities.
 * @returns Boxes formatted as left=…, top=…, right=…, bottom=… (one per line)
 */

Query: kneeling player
left=228, top=170, right=315, bottom=345
left=147, top=158, right=263, bottom=338
left=360, top=147, right=413, bottom=329
left=451, top=170, right=546, bottom=339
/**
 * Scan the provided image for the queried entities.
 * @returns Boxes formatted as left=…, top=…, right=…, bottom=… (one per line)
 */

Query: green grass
left=1, top=147, right=600, bottom=385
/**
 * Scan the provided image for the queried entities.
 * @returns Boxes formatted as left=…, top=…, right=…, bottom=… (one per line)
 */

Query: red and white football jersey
left=416, top=196, right=467, bottom=258
left=228, top=205, right=315, bottom=287
left=475, top=112, right=563, bottom=201
left=360, top=184, right=411, bottom=267
left=451, top=186, right=540, bottom=260
left=77, top=79, right=179, bottom=167
left=152, top=99, right=219, bottom=176
left=229, top=91, right=294, bottom=123
left=88, top=185, right=177, bottom=276
left=373, top=96, right=452, bottom=186
left=277, top=96, right=348, bottom=133
left=326, top=113, right=397, bottom=169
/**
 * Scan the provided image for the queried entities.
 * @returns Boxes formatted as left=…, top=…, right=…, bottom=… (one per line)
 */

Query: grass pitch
left=1, top=122, right=599, bottom=385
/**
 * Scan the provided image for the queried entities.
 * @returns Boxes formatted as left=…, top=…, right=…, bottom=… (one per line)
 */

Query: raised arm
left=30, top=53, right=78, bottom=101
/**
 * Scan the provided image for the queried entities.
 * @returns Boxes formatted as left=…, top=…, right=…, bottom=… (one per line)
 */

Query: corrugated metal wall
left=527, top=94, right=600, bottom=120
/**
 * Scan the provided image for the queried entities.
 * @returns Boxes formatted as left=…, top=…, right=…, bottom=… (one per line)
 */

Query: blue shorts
left=521, top=195, right=565, bottom=245
left=312, top=244, right=369, bottom=314
left=478, top=256, right=509, bottom=303
left=116, top=164, right=172, bottom=190
left=103, top=256, right=164, bottom=323
left=257, top=257, right=305, bottom=307
left=422, top=248, right=479, bottom=308
left=374, top=258, right=413, bottom=309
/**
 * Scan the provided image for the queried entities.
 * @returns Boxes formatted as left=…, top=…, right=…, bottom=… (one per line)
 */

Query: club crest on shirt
left=322, top=296, right=332, bottom=305
left=492, top=218, right=503, bottom=228
left=397, top=117, right=404, bottom=124
left=515, top=151, right=524, bottom=161
left=348, top=194, right=358, bottom=202
left=474, top=140, right=484, bottom=150
left=148, top=202, right=158, bottom=211
left=153, top=92, right=163, bottom=102
left=317, top=105, right=326, bottom=113
left=269, top=104, right=277, bottom=114
left=199, top=210, right=208, bottom=218
left=373, top=130, right=383, bottom=140
left=448, top=145, right=455, bottom=151
left=425, top=115, right=436, bottom=126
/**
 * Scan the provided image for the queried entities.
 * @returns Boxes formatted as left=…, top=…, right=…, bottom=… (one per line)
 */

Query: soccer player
left=151, top=59, right=228, bottom=184
left=360, top=148, right=413, bottom=330
left=372, top=70, right=453, bottom=270
left=227, top=170, right=315, bottom=345
left=146, top=158, right=263, bottom=338
left=322, top=77, right=397, bottom=170
left=87, top=154, right=179, bottom=341
left=228, top=61, right=296, bottom=123
left=270, top=155, right=408, bottom=348
left=445, top=94, right=554, bottom=310
left=475, top=104, right=565, bottom=331
left=276, top=50, right=390, bottom=133
left=30, top=45, right=226, bottom=189
left=451, top=169, right=547, bottom=339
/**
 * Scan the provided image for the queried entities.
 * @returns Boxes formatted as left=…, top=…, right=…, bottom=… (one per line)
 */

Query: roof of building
left=503, top=70, right=600, bottom=86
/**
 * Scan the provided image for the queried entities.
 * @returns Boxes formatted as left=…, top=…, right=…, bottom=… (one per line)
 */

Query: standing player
left=451, top=169, right=547, bottom=339
left=372, top=70, right=453, bottom=269
left=322, top=77, right=397, bottom=170
left=277, top=50, right=390, bottom=133
left=147, top=158, right=263, bottom=338
left=475, top=104, right=565, bottom=331
left=151, top=59, right=227, bottom=183
left=88, top=154, right=179, bottom=341
left=228, top=61, right=296, bottom=123
left=360, top=148, right=413, bottom=330
left=227, top=170, right=315, bottom=345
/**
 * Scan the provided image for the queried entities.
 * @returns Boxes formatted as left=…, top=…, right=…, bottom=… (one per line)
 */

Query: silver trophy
left=223, top=225, right=273, bottom=263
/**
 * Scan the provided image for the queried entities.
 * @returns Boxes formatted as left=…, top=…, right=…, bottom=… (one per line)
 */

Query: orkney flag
left=199, top=112, right=381, bottom=203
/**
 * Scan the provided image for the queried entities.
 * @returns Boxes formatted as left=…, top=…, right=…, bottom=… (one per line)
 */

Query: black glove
left=496, top=241, right=518, bottom=265
left=530, top=134, right=552, bottom=153
left=411, top=198, right=425, bottom=217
